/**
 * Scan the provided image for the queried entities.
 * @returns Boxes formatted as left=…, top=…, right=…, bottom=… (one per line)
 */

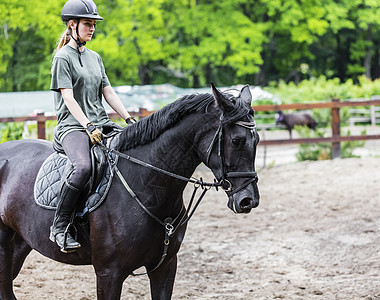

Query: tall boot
left=50, top=181, right=81, bottom=253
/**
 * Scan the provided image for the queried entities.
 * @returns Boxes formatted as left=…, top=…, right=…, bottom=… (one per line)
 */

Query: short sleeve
left=98, top=56, right=110, bottom=89
left=50, top=57, right=73, bottom=92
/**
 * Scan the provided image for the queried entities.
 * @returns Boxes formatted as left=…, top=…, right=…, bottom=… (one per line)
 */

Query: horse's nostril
left=240, top=197, right=253, bottom=209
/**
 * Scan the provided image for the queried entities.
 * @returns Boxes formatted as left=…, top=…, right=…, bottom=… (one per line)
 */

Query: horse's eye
left=232, top=137, right=246, bottom=147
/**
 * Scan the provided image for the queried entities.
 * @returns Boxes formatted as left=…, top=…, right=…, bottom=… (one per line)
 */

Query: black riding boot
left=49, top=181, right=81, bottom=253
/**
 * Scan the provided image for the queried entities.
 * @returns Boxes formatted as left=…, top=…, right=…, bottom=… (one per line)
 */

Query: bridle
left=205, top=115, right=259, bottom=195
left=104, top=114, right=259, bottom=194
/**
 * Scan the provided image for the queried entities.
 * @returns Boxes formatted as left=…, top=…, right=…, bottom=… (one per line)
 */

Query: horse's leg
left=11, top=234, right=32, bottom=280
left=0, top=227, right=16, bottom=300
left=95, top=272, right=124, bottom=300
left=148, top=255, right=177, bottom=300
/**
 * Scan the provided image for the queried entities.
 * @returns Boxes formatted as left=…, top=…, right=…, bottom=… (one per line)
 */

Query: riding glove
left=85, top=122, right=103, bottom=145
left=125, top=116, right=137, bottom=125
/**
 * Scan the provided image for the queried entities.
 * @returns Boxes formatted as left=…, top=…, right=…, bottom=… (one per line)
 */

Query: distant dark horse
left=275, top=110, right=317, bottom=139
left=0, top=84, right=260, bottom=299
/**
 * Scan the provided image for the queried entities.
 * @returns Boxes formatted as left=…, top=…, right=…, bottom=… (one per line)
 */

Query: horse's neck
left=148, top=116, right=202, bottom=179
left=120, top=113, right=206, bottom=189
left=110, top=113, right=217, bottom=219
left=115, top=116, right=203, bottom=217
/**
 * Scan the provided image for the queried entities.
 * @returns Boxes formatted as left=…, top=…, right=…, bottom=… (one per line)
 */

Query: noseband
left=205, top=116, right=259, bottom=195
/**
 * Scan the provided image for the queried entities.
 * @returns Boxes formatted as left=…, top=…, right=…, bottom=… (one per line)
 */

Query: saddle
left=34, top=126, right=121, bottom=216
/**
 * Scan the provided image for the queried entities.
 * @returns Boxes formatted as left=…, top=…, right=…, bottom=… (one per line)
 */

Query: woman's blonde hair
left=57, top=28, right=71, bottom=50
left=51, top=23, right=73, bottom=73
left=55, top=19, right=77, bottom=52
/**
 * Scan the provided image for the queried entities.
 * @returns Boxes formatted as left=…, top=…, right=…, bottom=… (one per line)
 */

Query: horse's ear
left=239, top=84, right=252, bottom=106
left=211, top=82, right=233, bottom=111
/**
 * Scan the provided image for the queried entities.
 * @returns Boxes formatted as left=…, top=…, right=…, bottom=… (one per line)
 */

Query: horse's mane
left=118, top=91, right=252, bottom=151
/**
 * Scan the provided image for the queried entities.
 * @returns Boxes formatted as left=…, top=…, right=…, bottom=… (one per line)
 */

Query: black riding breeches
left=61, top=130, right=92, bottom=189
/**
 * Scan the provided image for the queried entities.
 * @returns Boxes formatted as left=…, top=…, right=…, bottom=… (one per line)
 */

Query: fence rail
left=254, top=97, right=380, bottom=157
left=0, top=98, right=379, bottom=159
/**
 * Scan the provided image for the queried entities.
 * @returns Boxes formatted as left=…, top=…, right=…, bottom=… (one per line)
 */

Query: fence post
left=370, top=105, right=376, bottom=126
left=138, top=108, right=150, bottom=118
left=331, top=98, right=341, bottom=159
left=37, top=112, right=46, bottom=140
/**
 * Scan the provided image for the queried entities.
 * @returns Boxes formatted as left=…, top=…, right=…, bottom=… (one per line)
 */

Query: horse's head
left=200, top=84, right=260, bottom=214
left=275, top=110, right=284, bottom=124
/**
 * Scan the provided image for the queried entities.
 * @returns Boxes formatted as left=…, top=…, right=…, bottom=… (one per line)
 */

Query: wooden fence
left=254, top=97, right=380, bottom=158
left=1, top=98, right=380, bottom=159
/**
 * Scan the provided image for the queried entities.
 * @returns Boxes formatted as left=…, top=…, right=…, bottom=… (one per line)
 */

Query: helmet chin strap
left=69, top=19, right=86, bottom=67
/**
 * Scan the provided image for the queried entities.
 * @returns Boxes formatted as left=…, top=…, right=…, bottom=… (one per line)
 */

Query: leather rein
left=99, top=116, right=258, bottom=275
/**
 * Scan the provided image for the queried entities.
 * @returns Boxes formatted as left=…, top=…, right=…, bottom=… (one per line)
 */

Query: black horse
left=275, top=110, right=317, bottom=139
left=0, top=84, right=260, bottom=299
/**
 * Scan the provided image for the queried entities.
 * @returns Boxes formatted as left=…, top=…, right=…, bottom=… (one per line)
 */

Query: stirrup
left=63, top=224, right=79, bottom=250
left=50, top=224, right=81, bottom=253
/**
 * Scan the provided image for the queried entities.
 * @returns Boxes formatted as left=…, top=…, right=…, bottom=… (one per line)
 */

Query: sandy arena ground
left=13, top=152, right=380, bottom=299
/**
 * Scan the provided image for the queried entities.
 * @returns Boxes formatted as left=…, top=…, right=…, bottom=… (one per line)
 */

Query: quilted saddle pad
left=34, top=152, right=116, bottom=213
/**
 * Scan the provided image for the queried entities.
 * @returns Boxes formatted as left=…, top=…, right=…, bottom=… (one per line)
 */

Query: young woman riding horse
left=0, top=83, right=260, bottom=299
left=50, top=0, right=136, bottom=253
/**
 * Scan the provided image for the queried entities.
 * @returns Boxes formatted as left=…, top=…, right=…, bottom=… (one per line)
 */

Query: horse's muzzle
left=222, top=172, right=260, bottom=213
left=227, top=187, right=260, bottom=214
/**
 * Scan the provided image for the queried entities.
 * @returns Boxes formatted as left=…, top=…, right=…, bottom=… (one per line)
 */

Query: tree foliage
left=0, top=0, right=379, bottom=91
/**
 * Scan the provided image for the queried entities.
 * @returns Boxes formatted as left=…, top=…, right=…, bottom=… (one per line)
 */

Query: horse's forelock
left=221, top=94, right=253, bottom=125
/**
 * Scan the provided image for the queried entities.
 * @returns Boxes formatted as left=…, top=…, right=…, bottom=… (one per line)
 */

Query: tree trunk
left=336, top=33, right=349, bottom=81
left=138, top=64, right=150, bottom=85
left=364, top=25, right=372, bottom=79
left=193, top=73, right=200, bottom=88
left=206, top=63, right=213, bottom=85
left=254, top=64, right=267, bottom=86
left=373, top=40, right=379, bottom=79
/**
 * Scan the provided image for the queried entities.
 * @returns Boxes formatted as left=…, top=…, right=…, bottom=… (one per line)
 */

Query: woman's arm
left=61, top=88, right=102, bottom=144
left=61, top=88, right=90, bottom=127
left=103, top=85, right=132, bottom=120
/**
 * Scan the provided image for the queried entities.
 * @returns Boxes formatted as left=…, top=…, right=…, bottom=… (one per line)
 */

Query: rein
left=109, top=148, right=221, bottom=189
left=99, top=116, right=258, bottom=275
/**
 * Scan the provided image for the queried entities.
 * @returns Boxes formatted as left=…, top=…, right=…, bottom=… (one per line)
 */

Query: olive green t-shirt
left=51, top=44, right=112, bottom=142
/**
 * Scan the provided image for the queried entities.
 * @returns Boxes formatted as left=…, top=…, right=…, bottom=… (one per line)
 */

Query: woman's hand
left=125, top=116, right=137, bottom=125
left=85, top=122, right=103, bottom=144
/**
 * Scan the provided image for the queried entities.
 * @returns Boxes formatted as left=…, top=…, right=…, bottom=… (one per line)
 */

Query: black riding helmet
left=61, top=0, right=103, bottom=23
left=61, top=0, right=103, bottom=66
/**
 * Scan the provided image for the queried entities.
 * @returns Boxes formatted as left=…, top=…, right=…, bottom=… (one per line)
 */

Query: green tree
left=0, top=0, right=65, bottom=92
left=91, top=0, right=170, bottom=85
left=0, top=0, right=379, bottom=91
left=165, top=0, right=266, bottom=86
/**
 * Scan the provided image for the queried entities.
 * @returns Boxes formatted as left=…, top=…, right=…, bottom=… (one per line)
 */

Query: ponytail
left=51, top=27, right=72, bottom=74
left=57, top=28, right=71, bottom=50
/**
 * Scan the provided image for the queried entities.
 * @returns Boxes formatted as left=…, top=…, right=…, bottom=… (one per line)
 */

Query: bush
left=25, top=120, right=57, bottom=141
left=265, top=75, right=380, bottom=103
left=295, top=127, right=366, bottom=161
left=0, top=123, right=24, bottom=143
